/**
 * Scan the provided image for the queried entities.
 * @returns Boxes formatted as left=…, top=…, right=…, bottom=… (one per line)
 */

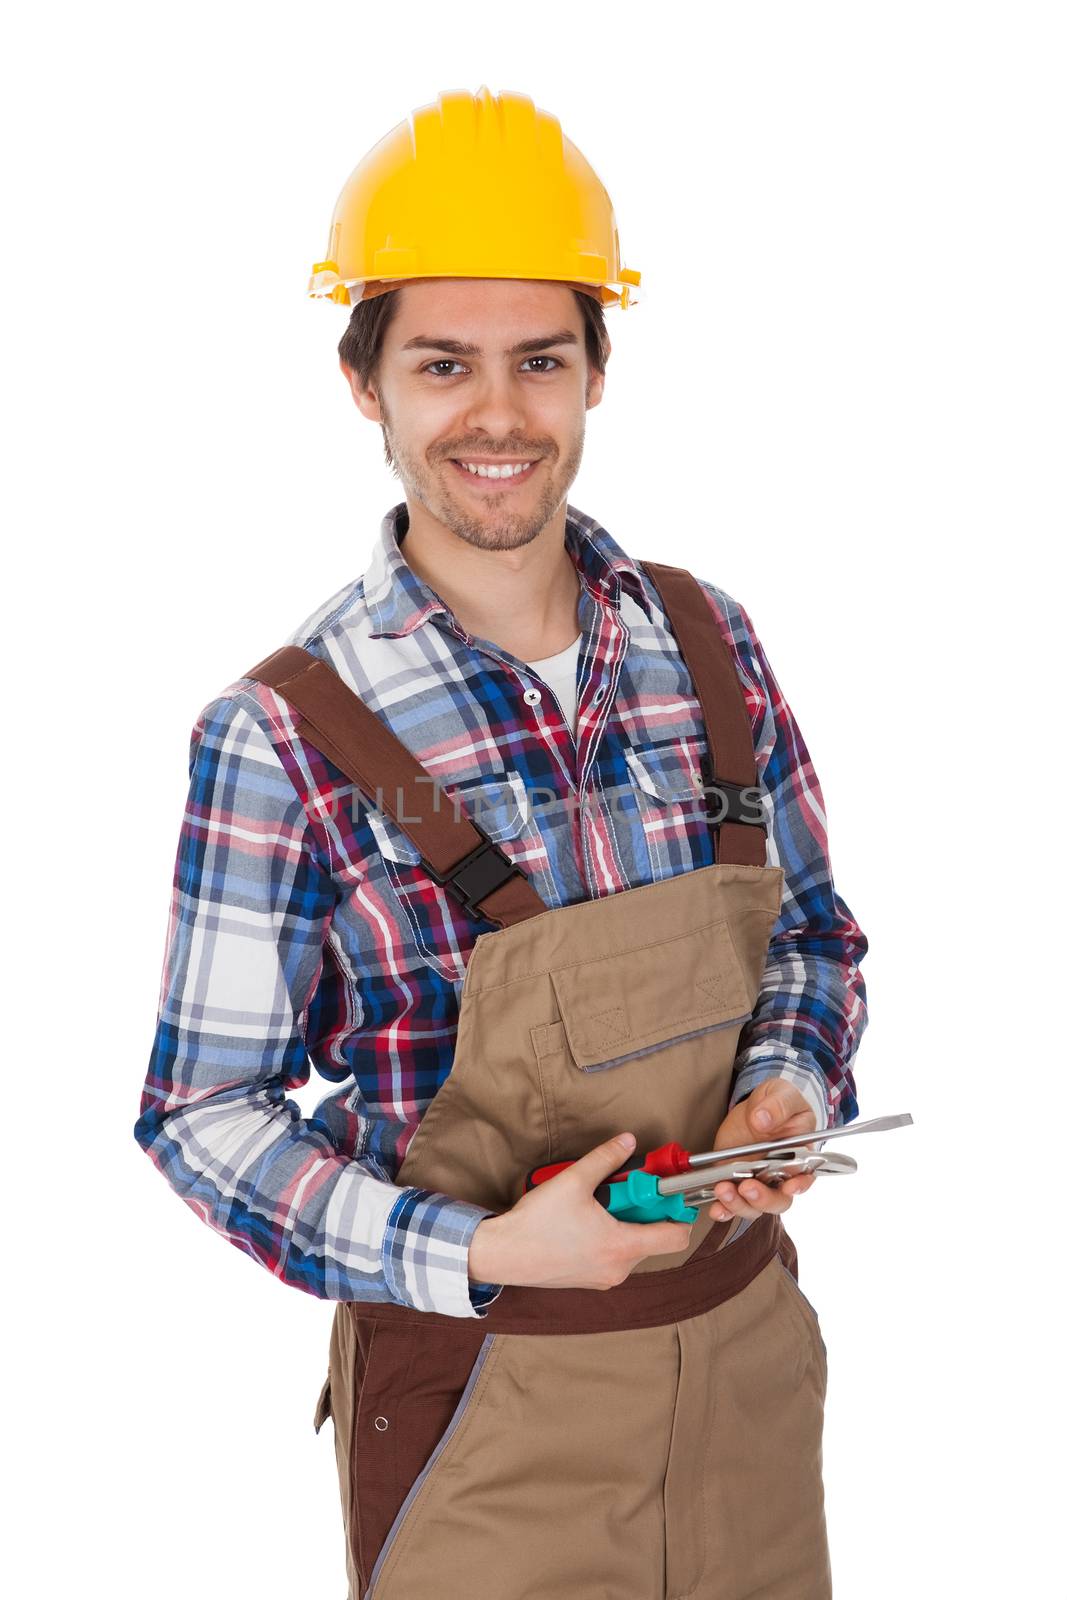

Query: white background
left=4, top=3, right=1063, bottom=1595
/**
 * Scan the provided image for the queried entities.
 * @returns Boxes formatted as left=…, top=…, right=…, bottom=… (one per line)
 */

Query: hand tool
left=524, top=1112, right=914, bottom=1224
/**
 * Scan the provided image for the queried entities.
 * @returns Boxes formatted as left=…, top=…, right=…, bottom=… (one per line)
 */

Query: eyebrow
left=400, top=330, right=580, bottom=357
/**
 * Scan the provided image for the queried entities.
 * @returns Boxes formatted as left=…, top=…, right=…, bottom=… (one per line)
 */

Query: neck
left=398, top=499, right=583, bottom=659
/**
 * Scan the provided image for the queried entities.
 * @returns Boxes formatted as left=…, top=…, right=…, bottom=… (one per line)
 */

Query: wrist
left=468, top=1213, right=507, bottom=1284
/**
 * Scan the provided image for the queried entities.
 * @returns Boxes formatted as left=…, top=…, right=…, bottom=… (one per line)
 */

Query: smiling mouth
left=447, top=458, right=542, bottom=488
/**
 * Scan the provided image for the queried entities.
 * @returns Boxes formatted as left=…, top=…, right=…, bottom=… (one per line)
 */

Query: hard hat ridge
left=309, top=86, right=641, bottom=311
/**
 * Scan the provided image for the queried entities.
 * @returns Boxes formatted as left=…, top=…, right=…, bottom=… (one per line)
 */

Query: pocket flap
left=367, top=771, right=527, bottom=865
left=313, top=1373, right=332, bottom=1434
left=625, top=741, right=705, bottom=802
left=446, top=771, right=528, bottom=840
left=366, top=804, right=424, bottom=864
left=548, top=917, right=753, bottom=1070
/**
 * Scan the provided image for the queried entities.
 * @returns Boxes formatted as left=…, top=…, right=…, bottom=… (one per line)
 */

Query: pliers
left=523, top=1114, right=912, bottom=1224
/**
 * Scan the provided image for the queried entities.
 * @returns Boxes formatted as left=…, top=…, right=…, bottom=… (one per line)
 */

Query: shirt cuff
left=729, top=1045, right=834, bottom=1133
left=382, top=1187, right=505, bottom=1318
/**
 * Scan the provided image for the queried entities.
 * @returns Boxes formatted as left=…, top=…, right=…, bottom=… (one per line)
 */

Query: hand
left=467, top=1132, right=694, bottom=1290
left=708, top=1078, right=820, bottom=1222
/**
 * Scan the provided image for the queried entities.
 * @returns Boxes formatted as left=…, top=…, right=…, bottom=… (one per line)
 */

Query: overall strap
left=639, top=562, right=769, bottom=868
left=241, top=560, right=766, bottom=924
left=242, top=645, right=550, bottom=928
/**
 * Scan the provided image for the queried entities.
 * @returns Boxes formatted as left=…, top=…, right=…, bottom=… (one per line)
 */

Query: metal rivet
left=374, top=1416, right=389, bottom=1431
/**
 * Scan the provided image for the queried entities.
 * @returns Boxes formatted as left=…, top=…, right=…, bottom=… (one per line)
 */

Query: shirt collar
left=365, top=501, right=657, bottom=639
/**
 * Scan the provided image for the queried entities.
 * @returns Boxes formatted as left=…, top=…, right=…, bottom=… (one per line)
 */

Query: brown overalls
left=245, top=561, right=831, bottom=1599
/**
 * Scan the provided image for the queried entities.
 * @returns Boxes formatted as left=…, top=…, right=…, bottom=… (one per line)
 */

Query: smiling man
left=135, top=87, right=869, bottom=1600
left=340, top=277, right=601, bottom=665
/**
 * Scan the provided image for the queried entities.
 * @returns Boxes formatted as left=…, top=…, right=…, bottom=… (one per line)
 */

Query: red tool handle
left=525, top=1140, right=693, bottom=1192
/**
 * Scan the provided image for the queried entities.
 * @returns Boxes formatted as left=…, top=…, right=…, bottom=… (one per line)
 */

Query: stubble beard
left=380, top=401, right=585, bottom=553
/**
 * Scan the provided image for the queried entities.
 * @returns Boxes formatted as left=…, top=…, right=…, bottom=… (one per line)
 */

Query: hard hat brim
left=309, top=270, right=640, bottom=310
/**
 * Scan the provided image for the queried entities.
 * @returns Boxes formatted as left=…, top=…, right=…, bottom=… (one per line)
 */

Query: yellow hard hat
left=309, top=85, right=641, bottom=311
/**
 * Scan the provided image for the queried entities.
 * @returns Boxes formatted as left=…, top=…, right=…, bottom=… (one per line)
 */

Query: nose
left=461, top=367, right=529, bottom=440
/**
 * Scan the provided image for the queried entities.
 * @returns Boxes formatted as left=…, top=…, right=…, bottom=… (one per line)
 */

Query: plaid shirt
left=134, top=502, right=869, bottom=1319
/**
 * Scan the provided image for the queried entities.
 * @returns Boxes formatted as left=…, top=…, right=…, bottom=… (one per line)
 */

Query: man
left=136, top=87, right=868, bottom=1598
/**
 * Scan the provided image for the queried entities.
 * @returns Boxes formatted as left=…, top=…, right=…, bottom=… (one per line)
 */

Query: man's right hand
left=467, top=1133, right=694, bottom=1291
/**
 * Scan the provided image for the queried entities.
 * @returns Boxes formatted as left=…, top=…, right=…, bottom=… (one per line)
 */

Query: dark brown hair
left=338, top=285, right=610, bottom=391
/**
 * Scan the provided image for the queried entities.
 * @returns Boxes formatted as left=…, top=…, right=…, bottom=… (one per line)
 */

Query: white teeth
left=458, top=460, right=535, bottom=478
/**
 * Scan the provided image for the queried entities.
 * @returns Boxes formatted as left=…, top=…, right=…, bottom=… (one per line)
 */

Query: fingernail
left=618, top=1133, right=635, bottom=1149
left=754, top=1110, right=772, bottom=1129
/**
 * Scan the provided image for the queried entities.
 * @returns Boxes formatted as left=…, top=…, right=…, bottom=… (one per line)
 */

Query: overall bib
left=246, top=561, right=831, bottom=1600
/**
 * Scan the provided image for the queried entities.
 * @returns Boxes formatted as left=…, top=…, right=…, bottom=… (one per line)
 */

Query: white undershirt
left=524, top=633, right=582, bottom=734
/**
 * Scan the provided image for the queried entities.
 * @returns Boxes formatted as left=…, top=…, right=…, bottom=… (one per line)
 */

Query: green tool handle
left=592, top=1168, right=701, bottom=1224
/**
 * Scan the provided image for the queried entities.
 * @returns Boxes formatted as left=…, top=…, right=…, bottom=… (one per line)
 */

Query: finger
left=764, top=1112, right=818, bottom=1143
left=711, top=1179, right=788, bottom=1219
left=709, top=1181, right=738, bottom=1222
left=736, top=1178, right=791, bottom=1214
left=749, top=1091, right=814, bottom=1137
left=712, top=1178, right=777, bottom=1208
left=781, top=1172, right=817, bottom=1197
left=712, top=1182, right=760, bottom=1220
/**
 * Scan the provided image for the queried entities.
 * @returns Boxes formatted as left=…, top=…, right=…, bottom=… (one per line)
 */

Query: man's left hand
left=708, top=1077, right=820, bottom=1220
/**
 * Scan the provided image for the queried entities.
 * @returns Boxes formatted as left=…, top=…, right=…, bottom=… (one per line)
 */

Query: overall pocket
left=526, top=904, right=773, bottom=1197
left=312, top=1371, right=332, bottom=1434
left=366, top=1322, right=684, bottom=1600
left=546, top=914, right=754, bottom=1072
left=775, top=1253, right=829, bottom=1377
left=361, top=1328, right=498, bottom=1599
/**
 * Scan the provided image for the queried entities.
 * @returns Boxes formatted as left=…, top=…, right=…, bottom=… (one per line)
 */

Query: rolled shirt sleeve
left=134, top=691, right=503, bottom=1317
left=706, top=593, right=870, bottom=1132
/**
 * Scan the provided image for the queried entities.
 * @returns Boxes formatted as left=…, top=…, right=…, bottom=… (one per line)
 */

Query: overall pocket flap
left=312, top=1372, right=332, bottom=1434
left=548, top=917, right=754, bottom=1070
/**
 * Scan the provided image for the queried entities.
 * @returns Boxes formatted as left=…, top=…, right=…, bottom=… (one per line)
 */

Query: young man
left=136, top=88, right=868, bottom=1599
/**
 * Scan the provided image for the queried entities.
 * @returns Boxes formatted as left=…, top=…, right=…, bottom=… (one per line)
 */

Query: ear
left=340, top=360, right=383, bottom=423
left=586, top=363, right=607, bottom=412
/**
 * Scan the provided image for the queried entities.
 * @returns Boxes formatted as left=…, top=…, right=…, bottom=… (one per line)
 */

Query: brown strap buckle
left=698, top=753, right=768, bottom=830
left=421, top=819, right=529, bottom=919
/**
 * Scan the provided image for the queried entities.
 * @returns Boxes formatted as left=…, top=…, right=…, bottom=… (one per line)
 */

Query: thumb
left=569, top=1132, right=637, bottom=1189
left=746, top=1083, right=813, bottom=1138
left=749, top=1100, right=778, bottom=1134
left=748, top=1090, right=784, bottom=1134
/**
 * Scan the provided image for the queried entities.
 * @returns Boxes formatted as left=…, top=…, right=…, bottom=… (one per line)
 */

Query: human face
left=347, top=278, right=606, bottom=553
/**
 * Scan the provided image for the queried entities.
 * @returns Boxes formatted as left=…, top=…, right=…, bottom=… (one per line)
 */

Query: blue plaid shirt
left=134, top=501, right=869, bottom=1318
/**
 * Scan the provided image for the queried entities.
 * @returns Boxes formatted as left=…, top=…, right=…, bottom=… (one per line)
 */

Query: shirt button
left=523, top=687, right=541, bottom=705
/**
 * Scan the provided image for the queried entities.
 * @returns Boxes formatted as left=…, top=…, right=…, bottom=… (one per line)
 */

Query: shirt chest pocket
left=625, top=740, right=709, bottom=859
left=625, top=740, right=706, bottom=803
left=367, top=772, right=529, bottom=982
